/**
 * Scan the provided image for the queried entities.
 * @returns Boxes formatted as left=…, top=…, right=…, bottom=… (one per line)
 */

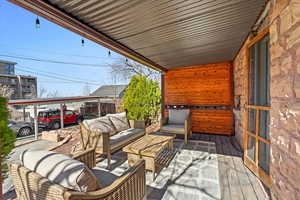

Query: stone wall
left=233, top=23, right=269, bottom=148
left=269, top=0, right=300, bottom=199
left=233, top=37, right=249, bottom=147
left=233, top=0, right=300, bottom=199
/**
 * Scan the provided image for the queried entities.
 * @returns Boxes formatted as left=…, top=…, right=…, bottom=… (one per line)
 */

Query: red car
left=38, top=109, right=83, bottom=129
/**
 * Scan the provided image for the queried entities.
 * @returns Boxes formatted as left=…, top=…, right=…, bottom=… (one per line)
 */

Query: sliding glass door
left=244, top=33, right=271, bottom=187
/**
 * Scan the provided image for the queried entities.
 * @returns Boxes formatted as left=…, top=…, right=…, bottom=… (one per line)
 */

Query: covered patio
left=6, top=0, right=300, bottom=200
left=93, top=133, right=269, bottom=200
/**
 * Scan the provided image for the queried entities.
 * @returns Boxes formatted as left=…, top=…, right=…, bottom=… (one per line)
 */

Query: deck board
left=220, top=136, right=245, bottom=200
left=189, top=133, right=270, bottom=200
left=244, top=163, right=269, bottom=200
left=226, top=137, right=258, bottom=200
left=215, top=136, right=231, bottom=200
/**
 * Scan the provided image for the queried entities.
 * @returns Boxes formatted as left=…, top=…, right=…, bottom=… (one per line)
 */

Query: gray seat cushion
left=161, top=124, right=185, bottom=134
left=168, top=109, right=190, bottom=124
left=20, top=150, right=100, bottom=192
left=107, top=112, right=130, bottom=132
left=91, top=168, right=119, bottom=188
left=110, top=128, right=144, bottom=149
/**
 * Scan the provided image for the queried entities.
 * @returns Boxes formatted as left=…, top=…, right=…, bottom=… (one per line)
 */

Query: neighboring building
left=0, top=60, right=37, bottom=99
left=83, top=85, right=127, bottom=116
left=0, top=60, right=16, bottom=75
left=0, top=74, right=37, bottom=99
left=90, top=85, right=127, bottom=99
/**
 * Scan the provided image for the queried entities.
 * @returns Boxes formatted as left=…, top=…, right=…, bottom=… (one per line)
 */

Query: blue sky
left=0, top=0, right=126, bottom=97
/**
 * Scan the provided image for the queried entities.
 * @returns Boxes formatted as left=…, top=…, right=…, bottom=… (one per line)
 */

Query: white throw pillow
left=168, top=109, right=190, bottom=124
left=107, top=112, right=130, bottom=132
left=20, top=150, right=100, bottom=192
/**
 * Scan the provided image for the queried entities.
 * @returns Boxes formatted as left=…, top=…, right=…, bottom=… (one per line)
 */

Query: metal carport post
left=33, top=105, right=38, bottom=140
left=60, top=103, right=64, bottom=129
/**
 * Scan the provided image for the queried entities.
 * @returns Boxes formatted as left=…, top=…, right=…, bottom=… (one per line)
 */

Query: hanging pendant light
left=81, top=38, right=85, bottom=47
left=35, top=16, right=40, bottom=29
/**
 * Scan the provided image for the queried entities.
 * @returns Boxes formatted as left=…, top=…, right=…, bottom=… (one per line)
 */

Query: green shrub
left=123, top=75, right=161, bottom=125
left=0, top=97, right=15, bottom=197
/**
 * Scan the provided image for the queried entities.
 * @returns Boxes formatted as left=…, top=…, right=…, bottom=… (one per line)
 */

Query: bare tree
left=38, top=87, right=47, bottom=98
left=38, top=87, right=59, bottom=98
left=82, top=83, right=91, bottom=96
left=30, top=84, right=37, bottom=98
left=109, top=58, right=160, bottom=81
left=0, top=84, right=14, bottom=98
left=47, top=90, right=59, bottom=98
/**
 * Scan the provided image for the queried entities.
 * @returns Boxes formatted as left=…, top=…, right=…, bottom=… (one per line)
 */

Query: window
left=249, top=35, right=270, bottom=106
left=50, top=111, right=60, bottom=116
left=65, top=111, right=73, bottom=115
left=38, top=112, right=48, bottom=118
left=4, top=64, right=15, bottom=75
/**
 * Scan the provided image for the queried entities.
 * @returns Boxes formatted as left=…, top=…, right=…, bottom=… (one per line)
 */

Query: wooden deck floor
left=187, top=133, right=271, bottom=200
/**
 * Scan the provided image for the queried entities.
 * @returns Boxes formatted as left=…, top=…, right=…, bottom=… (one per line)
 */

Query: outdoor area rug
left=95, top=139, right=221, bottom=200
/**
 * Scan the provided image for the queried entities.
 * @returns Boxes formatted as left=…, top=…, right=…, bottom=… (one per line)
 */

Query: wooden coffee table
left=123, top=133, right=176, bottom=180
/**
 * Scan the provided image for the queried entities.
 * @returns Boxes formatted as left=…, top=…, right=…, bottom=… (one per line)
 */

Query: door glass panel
left=259, top=110, right=270, bottom=140
left=246, top=34, right=270, bottom=186
left=247, top=136, right=256, bottom=161
left=249, top=35, right=270, bottom=106
left=259, top=141, right=270, bottom=174
left=249, top=46, right=256, bottom=105
left=248, top=109, right=256, bottom=134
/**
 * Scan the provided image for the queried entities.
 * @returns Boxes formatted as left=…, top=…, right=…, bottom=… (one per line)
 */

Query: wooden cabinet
left=191, top=109, right=233, bottom=135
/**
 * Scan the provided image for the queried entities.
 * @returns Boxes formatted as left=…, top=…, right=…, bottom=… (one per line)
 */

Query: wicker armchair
left=9, top=148, right=146, bottom=200
left=160, top=109, right=192, bottom=144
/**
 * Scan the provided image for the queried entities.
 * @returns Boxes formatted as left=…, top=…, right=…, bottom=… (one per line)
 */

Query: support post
left=23, top=106, right=26, bottom=121
left=33, top=105, right=38, bottom=140
left=60, top=104, right=64, bottom=129
left=98, top=99, right=101, bottom=117
left=161, top=73, right=165, bottom=119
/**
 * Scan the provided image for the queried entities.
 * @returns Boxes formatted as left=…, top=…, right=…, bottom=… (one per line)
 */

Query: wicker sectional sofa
left=80, top=112, right=145, bottom=168
left=9, top=148, right=146, bottom=200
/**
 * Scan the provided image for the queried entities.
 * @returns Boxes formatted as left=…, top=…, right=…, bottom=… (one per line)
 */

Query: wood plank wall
left=163, top=62, right=233, bottom=135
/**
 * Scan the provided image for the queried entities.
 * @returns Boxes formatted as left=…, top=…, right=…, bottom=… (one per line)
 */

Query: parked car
left=8, top=120, right=34, bottom=137
left=38, top=109, right=83, bottom=129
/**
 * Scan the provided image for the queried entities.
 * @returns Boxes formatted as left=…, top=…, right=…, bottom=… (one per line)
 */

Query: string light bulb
left=108, top=50, right=111, bottom=57
left=125, top=58, right=128, bottom=63
left=35, top=16, right=40, bottom=29
left=81, top=38, right=85, bottom=47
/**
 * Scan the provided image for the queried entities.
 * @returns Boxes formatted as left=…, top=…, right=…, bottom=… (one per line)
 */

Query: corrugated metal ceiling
left=48, top=0, right=267, bottom=70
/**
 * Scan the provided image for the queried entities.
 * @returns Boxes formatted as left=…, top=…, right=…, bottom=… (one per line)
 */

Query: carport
left=8, top=96, right=109, bottom=139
